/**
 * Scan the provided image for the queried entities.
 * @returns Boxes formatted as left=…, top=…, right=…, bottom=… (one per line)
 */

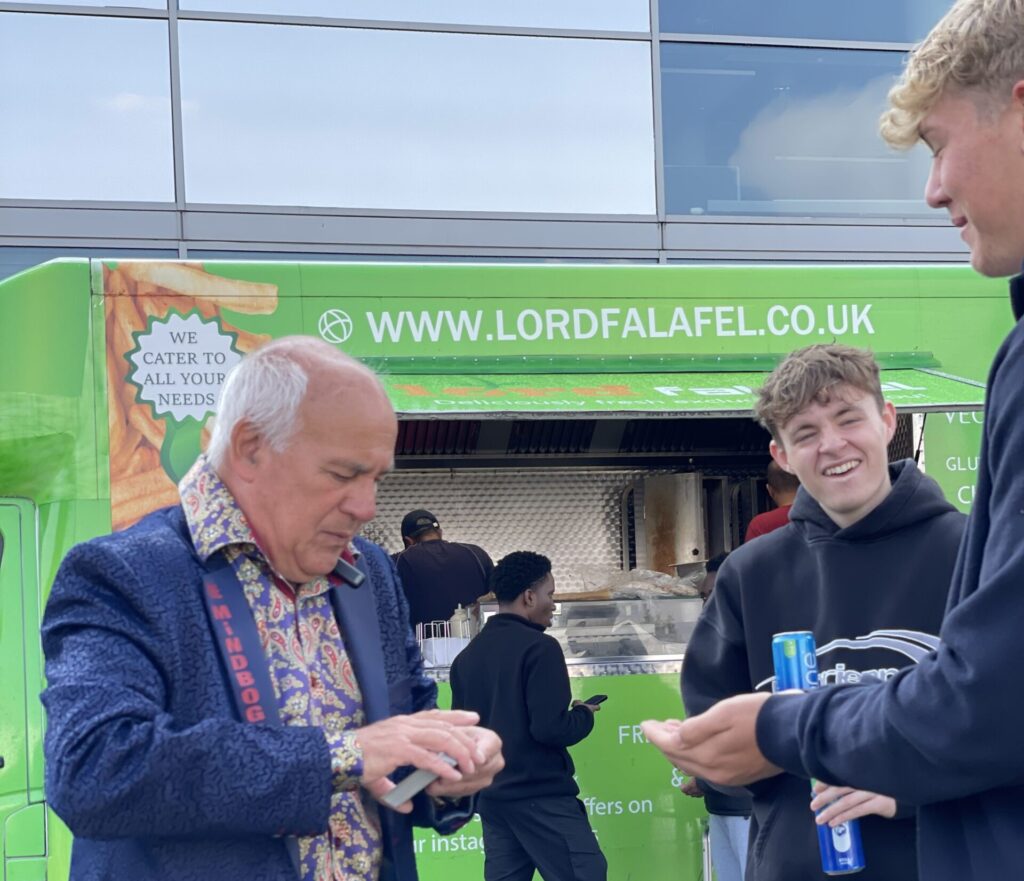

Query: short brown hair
left=754, top=345, right=884, bottom=442
left=880, top=0, right=1024, bottom=149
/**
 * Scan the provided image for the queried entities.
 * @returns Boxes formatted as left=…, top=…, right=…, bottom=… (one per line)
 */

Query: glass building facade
left=0, top=1, right=963, bottom=278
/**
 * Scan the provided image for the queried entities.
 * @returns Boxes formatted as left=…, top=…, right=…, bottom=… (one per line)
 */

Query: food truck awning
left=381, top=369, right=986, bottom=418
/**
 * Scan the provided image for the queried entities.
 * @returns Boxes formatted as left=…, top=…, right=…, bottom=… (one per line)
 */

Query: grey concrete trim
left=0, top=235, right=657, bottom=260
left=0, top=197, right=949, bottom=228
left=664, top=252, right=971, bottom=263
left=663, top=213, right=950, bottom=227
left=181, top=211, right=663, bottom=250
left=1, top=205, right=973, bottom=258
left=0, top=236, right=181, bottom=248
left=175, top=11, right=649, bottom=40
left=0, top=206, right=181, bottom=238
left=664, top=220, right=968, bottom=254
left=182, top=242, right=658, bottom=260
left=0, top=4, right=165, bottom=17
left=181, top=202, right=657, bottom=222
left=0, top=238, right=974, bottom=265
left=1, top=198, right=951, bottom=231
left=657, top=32, right=914, bottom=51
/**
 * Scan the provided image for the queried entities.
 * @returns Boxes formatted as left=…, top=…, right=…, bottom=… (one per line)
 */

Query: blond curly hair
left=881, top=0, right=1024, bottom=149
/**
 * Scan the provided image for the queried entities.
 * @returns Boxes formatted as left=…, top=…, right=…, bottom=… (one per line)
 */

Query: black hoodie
left=450, top=613, right=594, bottom=803
left=757, top=281, right=1024, bottom=881
left=683, top=460, right=966, bottom=881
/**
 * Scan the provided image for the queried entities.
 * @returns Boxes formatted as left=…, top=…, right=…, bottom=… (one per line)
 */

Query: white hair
left=206, top=339, right=310, bottom=469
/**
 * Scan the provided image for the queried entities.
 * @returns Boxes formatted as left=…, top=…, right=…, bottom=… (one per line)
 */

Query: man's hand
left=427, top=726, right=504, bottom=800
left=642, top=693, right=782, bottom=786
left=356, top=709, right=486, bottom=810
left=810, top=782, right=896, bottom=826
left=571, top=700, right=601, bottom=713
left=679, top=776, right=703, bottom=798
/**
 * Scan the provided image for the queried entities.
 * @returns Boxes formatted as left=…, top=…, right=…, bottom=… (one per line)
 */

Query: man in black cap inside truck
left=395, top=508, right=495, bottom=629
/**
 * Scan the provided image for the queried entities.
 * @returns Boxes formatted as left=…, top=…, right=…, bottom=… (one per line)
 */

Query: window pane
left=0, top=14, right=174, bottom=201
left=659, top=0, right=947, bottom=43
left=179, top=22, right=655, bottom=214
left=179, top=0, right=647, bottom=32
left=660, top=43, right=930, bottom=218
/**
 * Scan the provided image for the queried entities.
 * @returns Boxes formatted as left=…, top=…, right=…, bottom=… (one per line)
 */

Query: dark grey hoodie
left=682, top=459, right=966, bottom=881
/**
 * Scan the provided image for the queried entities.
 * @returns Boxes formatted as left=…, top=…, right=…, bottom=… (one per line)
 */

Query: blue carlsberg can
left=771, top=631, right=866, bottom=876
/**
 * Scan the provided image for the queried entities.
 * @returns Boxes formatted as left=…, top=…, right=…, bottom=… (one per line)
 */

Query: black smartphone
left=582, top=694, right=608, bottom=705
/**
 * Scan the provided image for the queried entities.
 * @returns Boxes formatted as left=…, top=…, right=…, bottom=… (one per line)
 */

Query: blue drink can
left=771, top=631, right=866, bottom=875
left=816, top=811, right=866, bottom=875
left=771, top=631, right=820, bottom=692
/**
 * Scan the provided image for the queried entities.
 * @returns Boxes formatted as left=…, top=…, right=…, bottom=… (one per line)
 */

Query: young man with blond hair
left=645, top=2, right=1024, bottom=877
left=680, top=344, right=964, bottom=881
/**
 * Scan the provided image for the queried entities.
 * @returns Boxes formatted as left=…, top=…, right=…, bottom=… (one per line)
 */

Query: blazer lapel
left=330, top=556, right=390, bottom=723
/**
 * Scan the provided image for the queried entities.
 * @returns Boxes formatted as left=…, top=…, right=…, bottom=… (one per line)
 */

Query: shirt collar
left=178, top=455, right=363, bottom=569
left=492, top=611, right=545, bottom=633
left=179, top=455, right=257, bottom=561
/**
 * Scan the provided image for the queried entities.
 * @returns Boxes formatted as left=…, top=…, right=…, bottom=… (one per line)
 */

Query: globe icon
left=318, top=309, right=354, bottom=344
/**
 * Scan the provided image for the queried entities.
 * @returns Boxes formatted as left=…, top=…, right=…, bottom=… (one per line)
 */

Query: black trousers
left=479, top=796, right=608, bottom=881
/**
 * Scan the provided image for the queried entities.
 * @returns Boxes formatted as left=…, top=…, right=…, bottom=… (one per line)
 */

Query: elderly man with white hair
left=41, top=336, right=503, bottom=881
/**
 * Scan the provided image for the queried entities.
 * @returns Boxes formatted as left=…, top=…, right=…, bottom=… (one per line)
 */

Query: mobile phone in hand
left=379, top=752, right=458, bottom=810
left=582, top=694, right=608, bottom=706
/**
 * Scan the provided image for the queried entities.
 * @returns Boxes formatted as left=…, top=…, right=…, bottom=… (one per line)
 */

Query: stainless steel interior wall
left=364, top=467, right=669, bottom=593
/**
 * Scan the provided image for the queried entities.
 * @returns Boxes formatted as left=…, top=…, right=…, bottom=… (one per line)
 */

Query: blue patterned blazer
left=41, top=506, right=460, bottom=881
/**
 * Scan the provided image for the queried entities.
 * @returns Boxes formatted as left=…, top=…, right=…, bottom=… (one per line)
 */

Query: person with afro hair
left=450, top=551, right=606, bottom=881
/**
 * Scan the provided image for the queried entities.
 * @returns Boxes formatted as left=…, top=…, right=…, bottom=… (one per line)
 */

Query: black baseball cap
left=401, top=509, right=440, bottom=539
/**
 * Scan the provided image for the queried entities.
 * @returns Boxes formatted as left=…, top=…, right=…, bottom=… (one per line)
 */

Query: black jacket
left=395, top=539, right=493, bottom=627
left=759, top=278, right=1024, bottom=881
left=449, top=613, right=593, bottom=803
left=684, top=460, right=965, bottom=881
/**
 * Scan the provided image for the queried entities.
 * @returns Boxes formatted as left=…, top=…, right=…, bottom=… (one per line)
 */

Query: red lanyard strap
left=201, top=557, right=282, bottom=726
left=201, top=555, right=302, bottom=876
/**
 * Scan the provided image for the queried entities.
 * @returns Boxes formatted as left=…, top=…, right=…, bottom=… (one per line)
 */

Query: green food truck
left=0, top=258, right=1007, bottom=881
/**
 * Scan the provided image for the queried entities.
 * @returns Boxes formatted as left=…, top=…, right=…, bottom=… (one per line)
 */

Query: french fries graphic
left=104, top=262, right=277, bottom=529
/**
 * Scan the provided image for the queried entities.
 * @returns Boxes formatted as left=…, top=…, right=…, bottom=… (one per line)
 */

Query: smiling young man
left=680, top=344, right=966, bottom=881
left=450, top=551, right=606, bottom=881
left=644, top=3, right=1024, bottom=878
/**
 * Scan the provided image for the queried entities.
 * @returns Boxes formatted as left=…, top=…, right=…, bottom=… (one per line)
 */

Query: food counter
left=414, top=597, right=709, bottom=881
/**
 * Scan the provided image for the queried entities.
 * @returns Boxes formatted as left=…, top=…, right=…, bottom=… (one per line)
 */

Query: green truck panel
left=0, top=259, right=1011, bottom=879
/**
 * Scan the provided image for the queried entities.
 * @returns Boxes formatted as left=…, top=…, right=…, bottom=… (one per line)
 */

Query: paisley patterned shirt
left=180, top=456, right=382, bottom=881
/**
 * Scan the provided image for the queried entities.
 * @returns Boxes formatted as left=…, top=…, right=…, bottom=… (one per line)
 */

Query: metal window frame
left=0, top=2, right=960, bottom=262
left=0, top=207, right=969, bottom=261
